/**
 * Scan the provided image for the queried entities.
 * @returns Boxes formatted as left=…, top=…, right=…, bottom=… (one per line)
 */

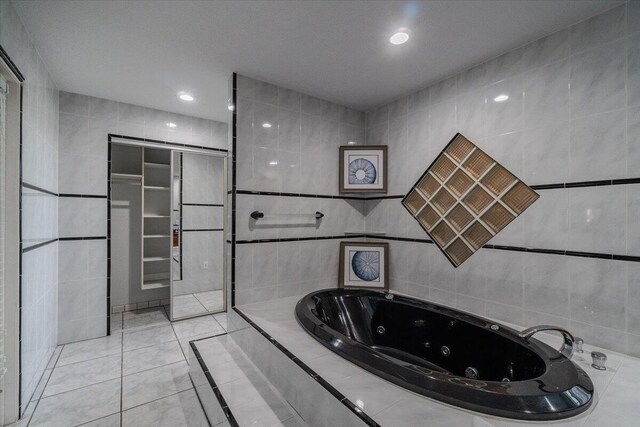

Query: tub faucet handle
left=574, top=337, right=584, bottom=353
left=591, top=351, right=607, bottom=370
left=519, top=325, right=574, bottom=359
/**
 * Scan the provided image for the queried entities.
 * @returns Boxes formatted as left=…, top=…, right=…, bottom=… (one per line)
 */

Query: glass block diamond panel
left=401, top=133, right=539, bottom=267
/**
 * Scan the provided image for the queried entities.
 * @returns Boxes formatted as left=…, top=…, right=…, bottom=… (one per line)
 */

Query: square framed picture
left=338, top=241, right=389, bottom=290
left=339, top=145, right=387, bottom=193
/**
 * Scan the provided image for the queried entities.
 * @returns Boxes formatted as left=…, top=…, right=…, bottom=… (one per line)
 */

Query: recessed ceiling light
left=166, top=122, right=177, bottom=128
left=269, top=161, right=278, bottom=166
left=178, top=92, right=194, bottom=102
left=262, top=122, right=272, bottom=128
left=494, top=94, right=509, bottom=102
left=347, top=141, right=357, bottom=145
left=390, top=30, right=410, bottom=45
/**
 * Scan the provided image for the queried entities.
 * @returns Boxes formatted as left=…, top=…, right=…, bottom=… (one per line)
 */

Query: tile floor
left=172, top=290, right=224, bottom=319
left=16, top=306, right=227, bottom=427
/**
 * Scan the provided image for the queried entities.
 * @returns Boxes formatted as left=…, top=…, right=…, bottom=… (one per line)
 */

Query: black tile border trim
left=182, top=229, right=224, bottom=232
left=363, top=194, right=405, bottom=200
left=372, top=235, right=640, bottom=262
left=182, top=203, right=224, bottom=207
left=233, top=307, right=380, bottom=427
left=21, top=182, right=57, bottom=197
left=237, top=189, right=404, bottom=201
left=21, top=237, right=107, bottom=252
left=21, top=183, right=108, bottom=199
left=237, top=177, right=640, bottom=203
left=21, top=238, right=57, bottom=253
left=189, top=338, right=239, bottom=427
left=59, top=193, right=107, bottom=199
left=236, top=234, right=366, bottom=244
left=231, top=73, right=237, bottom=307
left=108, top=133, right=229, bottom=153
left=530, top=177, right=640, bottom=190
left=16, top=60, right=24, bottom=413
left=58, top=236, right=107, bottom=241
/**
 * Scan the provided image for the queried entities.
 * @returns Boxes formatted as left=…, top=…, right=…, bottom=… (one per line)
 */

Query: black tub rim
left=295, top=288, right=594, bottom=421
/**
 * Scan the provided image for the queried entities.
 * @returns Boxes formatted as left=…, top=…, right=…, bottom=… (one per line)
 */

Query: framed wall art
left=338, top=241, right=389, bottom=290
left=339, top=145, right=387, bottom=193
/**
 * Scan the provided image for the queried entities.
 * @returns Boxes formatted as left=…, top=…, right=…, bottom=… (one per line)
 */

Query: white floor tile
left=122, top=307, right=170, bottom=331
left=122, top=340, right=184, bottom=376
left=30, top=379, right=120, bottom=427
left=121, top=389, right=208, bottom=427
left=172, top=315, right=225, bottom=340
left=78, top=413, right=121, bottom=426
left=57, top=335, right=122, bottom=367
left=122, top=361, right=192, bottom=410
left=122, top=324, right=176, bottom=352
left=43, top=354, right=121, bottom=397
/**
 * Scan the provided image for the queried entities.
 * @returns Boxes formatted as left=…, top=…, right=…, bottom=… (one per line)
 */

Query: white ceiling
left=14, top=0, right=621, bottom=122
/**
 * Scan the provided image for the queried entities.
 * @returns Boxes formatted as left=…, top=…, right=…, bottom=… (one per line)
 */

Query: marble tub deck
left=235, top=295, right=640, bottom=427
left=191, top=335, right=308, bottom=427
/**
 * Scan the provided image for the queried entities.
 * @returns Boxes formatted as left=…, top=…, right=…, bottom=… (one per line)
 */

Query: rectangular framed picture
left=338, top=241, right=389, bottom=290
left=339, top=145, right=387, bottom=193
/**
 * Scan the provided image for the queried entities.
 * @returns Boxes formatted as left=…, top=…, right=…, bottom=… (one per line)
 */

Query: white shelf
left=144, top=162, right=170, bottom=169
left=143, top=256, right=170, bottom=262
left=142, top=280, right=170, bottom=290
left=141, top=148, right=173, bottom=293
left=112, top=173, right=142, bottom=181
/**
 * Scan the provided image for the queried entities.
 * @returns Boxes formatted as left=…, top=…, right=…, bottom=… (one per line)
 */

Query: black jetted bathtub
left=295, top=289, right=593, bottom=421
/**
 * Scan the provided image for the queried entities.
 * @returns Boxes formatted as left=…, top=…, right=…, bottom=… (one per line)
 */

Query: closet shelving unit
left=141, top=149, right=172, bottom=290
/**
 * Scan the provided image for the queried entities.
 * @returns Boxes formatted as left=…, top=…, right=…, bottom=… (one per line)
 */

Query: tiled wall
left=1, top=0, right=60, bottom=412
left=57, top=91, right=227, bottom=343
left=233, top=75, right=366, bottom=305
left=364, top=2, right=640, bottom=356
left=178, top=153, right=225, bottom=295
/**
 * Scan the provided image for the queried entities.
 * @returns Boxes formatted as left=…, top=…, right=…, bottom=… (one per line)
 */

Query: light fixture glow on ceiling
left=227, top=104, right=235, bottom=111
left=269, top=161, right=278, bottom=166
left=390, top=30, right=410, bottom=45
left=178, top=92, right=194, bottom=102
left=347, top=141, right=357, bottom=145
left=166, top=122, right=177, bottom=128
left=493, top=94, right=509, bottom=102
left=262, top=122, right=272, bottom=128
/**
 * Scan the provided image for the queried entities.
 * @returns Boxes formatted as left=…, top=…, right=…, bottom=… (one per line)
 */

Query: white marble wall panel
left=58, top=197, right=107, bottom=238
left=1, top=1, right=59, bottom=411
left=57, top=240, right=107, bottom=344
left=183, top=205, right=222, bottom=230
left=233, top=75, right=366, bottom=305
left=363, top=3, right=640, bottom=357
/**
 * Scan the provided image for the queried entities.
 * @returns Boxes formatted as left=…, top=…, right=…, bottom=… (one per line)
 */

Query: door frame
left=107, top=135, right=228, bottom=327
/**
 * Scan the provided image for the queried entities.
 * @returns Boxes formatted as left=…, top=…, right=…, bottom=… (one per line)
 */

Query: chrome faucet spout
left=519, top=325, right=574, bottom=359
